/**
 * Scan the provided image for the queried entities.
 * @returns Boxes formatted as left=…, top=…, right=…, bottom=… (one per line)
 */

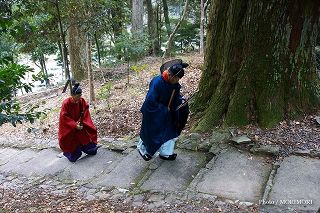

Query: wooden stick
left=79, top=111, right=84, bottom=126
left=168, top=90, right=176, bottom=109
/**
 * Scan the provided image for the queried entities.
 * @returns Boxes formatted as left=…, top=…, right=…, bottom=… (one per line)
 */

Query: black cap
left=71, top=83, right=82, bottom=95
left=169, top=64, right=185, bottom=78
left=160, top=59, right=189, bottom=78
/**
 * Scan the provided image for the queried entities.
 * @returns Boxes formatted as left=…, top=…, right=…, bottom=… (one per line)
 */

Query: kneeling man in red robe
left=58, top=83, right=98, bottom=162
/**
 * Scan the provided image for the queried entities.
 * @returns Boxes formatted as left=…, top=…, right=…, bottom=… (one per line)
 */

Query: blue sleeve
left=141, top=78, right=169, bottom=114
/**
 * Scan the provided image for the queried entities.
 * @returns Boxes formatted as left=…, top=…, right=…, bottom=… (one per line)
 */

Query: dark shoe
left=63, top=149, right=82, bottom=162
left=138, top=149, right=152, bottom=161
left=82, top=142, right=98, bottom=155
left=159, top=153, right=177, bottom=161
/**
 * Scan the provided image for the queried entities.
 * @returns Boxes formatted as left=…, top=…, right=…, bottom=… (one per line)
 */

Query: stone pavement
left=0, top=138, right=319, bottom=212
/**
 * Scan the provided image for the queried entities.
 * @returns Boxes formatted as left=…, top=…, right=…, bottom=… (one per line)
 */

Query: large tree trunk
left=192, top=0, right=320, bottom=131
left=68, top=23, right=87, bottom=81
left=132, top=0, right=144, bottom=35
left=67, top=1, right=87, bottom=81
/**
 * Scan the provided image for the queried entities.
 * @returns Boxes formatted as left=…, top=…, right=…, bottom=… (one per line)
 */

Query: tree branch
left=162, top=0, right=189, bottom=59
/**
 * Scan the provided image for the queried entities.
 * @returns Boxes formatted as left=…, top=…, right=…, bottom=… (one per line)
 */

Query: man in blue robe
left=137, top=59, right=190, bottom=161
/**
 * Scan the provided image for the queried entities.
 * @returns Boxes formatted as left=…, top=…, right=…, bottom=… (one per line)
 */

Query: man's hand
left=76, top=122, right=83, bottom=130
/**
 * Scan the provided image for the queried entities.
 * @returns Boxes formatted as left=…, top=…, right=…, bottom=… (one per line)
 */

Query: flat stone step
left=141, top=150, right=206, bottom=191
left=190, top=146, right=272, bottom=202
left=93, top=149, right=151, bottom=189
left=0, top=148, right=36, bottom=173
left=0, top=147, right=7, bottom=154
left=60, top=148, right=122, bottom=181
left=17, top=149, right=68, bottom=176
left=268, top=156, right=320, bottom=211
left=0, top=148, right=22, bottom=166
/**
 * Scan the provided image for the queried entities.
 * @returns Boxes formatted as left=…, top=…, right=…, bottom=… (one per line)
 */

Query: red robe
left=58, top=97, right=97, bottom=153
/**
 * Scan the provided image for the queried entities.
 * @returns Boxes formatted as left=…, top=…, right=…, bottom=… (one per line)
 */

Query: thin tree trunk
left=162, top=0, right=171, bottom=37
left=87, top=35, right=95, bottom=105
left=55, top=0, right=71, bottom=93
left=156, top=1, right=162, bottom=55
left=162, top=0, right=189, bottom=59
left=41, top=54, right=49, bottom=87
left=57, top=40, right=65, bottom=81
left=199, top=0, right=205, bottom=55
left=94, top=32, right=106, bottom=83
left=146, top=0, right=156, bottom=55
left=127, top=60, right=130, bottom=85
left=39, top=57, right=46, bottom=87
left=94, top=33, right=101, bottom=68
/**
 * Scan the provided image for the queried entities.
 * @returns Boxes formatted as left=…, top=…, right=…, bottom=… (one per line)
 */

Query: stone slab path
left=190, top=147, right=272, bottom=202
left=0, top=143, right=319, bottom=212
left=268, top=156, right=320, bottom=211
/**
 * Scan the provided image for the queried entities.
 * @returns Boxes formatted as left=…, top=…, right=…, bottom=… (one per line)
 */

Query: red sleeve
left=58, top=98, right=78, bottom=152
left=81, top=99, right=97, bottom=143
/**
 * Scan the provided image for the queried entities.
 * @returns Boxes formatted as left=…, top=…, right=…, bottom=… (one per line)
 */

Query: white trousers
left=137, top=138, right=177, bottom=157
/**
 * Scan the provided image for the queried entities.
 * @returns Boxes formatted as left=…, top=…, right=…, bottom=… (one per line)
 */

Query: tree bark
left=192, top=0, right=320, bottom=131
left=162, top=0, right=189, bottom=59
left=68, top=22, right=87, bottom=81
left=66, top=0, right=87, bottom=81
left=132, top=0, right=144, bottom=35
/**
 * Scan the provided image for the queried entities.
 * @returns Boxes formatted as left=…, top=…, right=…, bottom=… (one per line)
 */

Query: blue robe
left=140, top=75, right=189, bottom=156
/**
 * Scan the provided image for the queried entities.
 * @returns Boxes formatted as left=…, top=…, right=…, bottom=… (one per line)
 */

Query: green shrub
left=97, top=82, right=112, bottom=100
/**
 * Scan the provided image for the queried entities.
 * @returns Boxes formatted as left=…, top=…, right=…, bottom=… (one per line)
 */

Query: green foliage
left=97, top=82, right=112, bottom=100
left=175, top=20, right=199, bottom=52
left=131, top=64, right=148, bottom=74
left=0, top=58, right=34, bottom=100
left=32, top=71, right=54, bottom=84
left=113, top=32, right=150, bottom=63
left=0, top=101, right=45, bottom=127
left=0, top=32, right=18, bottom=59
left=0, top=57, right=45, bottom=127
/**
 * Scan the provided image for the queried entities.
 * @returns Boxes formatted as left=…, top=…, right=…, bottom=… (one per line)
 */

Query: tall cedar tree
left=192, top=0, right=320, bottom=131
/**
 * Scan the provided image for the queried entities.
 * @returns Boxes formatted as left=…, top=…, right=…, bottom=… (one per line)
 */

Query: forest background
left=0, top=0, right=320, bottom=156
